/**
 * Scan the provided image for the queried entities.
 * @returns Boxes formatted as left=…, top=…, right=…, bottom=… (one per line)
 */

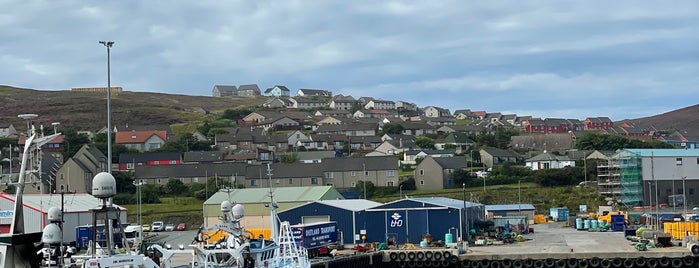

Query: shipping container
left=549, top=207, right=569, bottom=222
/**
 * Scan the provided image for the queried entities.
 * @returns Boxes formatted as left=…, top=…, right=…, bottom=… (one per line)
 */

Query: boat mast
left=267, top=163, right=279, bottom=243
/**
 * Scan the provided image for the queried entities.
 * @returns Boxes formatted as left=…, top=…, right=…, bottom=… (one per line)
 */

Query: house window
left=154, top=161, right=160, bottom=165
left=419, top=169, right=424, bottom=175
left=193, top=178, right=199, bottom=183
left=148, top=143, right=161, bottom=150
left=289, top=179, right=293, bottom=184
left=351, top=171, right=356, bottom=177
left=326, top=172, right=334, bottom=178
left=311, top=178, right=318, bottom=184
left=37, top=185, right=40, bottom=191
left=251, top=179, right=257, bottom=186
left=690, top=188, right=695, bottom=195
left=326, top=183, right=333, bottom=186
left=387, top=181, right=394, bottom=187
left=60, top=185, right=64, bottom=191
left=364, top=171, right=369, bottom=176
left=60, top=174, right=64, bottom=180
left=387, top=170, right=395, bottom=177
left=677, top=158, right=683, bottom=165
left=127, top=163, right=134, bottom=170
left=351, top=182, right=356, bottom=187
left=157, top=179, right=161, bottom=184
left=420, top=180, right=425, bottom=185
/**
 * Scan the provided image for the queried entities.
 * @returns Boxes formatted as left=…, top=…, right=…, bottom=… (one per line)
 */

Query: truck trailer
left=290, top=221, right=338, bottom=258
left=75, top=223, right=130, bottom=249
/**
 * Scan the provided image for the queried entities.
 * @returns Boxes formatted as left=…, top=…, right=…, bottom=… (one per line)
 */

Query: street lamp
left=133, top=180, right=143, bottom=244
left=98, top=41, right=114, bottom=174
left=462, top=183, right=467, bottom=242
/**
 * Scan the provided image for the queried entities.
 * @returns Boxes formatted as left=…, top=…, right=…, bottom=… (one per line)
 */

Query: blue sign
left=0, top=210, right=13, bottom=218
left=388, top=211, right=404, bottom=228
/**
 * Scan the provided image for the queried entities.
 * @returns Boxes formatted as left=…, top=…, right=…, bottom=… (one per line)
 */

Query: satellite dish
left=232, top=204, right=245, bottom=220
left=91, top=172, right=116, bottom=198
left=41, top=224, right=62, bottom=244
left=47, top=207, right=62, bottom=222
left=220, top=201, right=232, bottom=213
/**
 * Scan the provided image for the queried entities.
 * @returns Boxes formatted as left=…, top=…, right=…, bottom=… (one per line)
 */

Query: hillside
left=0, top=85, right=266, bottom=132
left=617, top=104, right=699, bottom=140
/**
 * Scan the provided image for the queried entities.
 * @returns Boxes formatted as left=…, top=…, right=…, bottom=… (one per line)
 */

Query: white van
left=124, top=225, right=142, bottom=245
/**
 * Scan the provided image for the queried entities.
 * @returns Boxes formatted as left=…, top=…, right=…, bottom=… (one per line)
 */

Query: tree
left=281, top=153, right=299, bottom=163
left=221, top=108, right=253, bottom=121
left=166, top=178, right=189, bottom=198
left=114, top=172, right=136, bottom=194
left=415, top=136, right=435, bottom=149
left=61, top=129, right=91, bottom=160
left=354, top=181, right=375, bottom=199
left=380, top=123, right=404, bottom=135
left=452, top=168, right=473, bottom=185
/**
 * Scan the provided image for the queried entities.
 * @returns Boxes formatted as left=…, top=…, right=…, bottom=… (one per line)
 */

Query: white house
left=525, top=152, right=575, bottom=170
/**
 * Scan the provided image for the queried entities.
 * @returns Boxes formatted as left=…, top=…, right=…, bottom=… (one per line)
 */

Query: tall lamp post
left=134, top=180, right=143, bottom=244
left=98, top=41, right=114, bottom=174
left=462, top=183, right=467, bottom=242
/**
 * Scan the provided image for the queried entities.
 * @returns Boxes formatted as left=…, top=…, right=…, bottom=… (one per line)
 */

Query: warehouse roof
left=0, top=193, right=126, bottom=213
left=621, top=149, right=699, bottom=157
left=485, top=204, right=536, bottom=211
left=310, top=199, right=381, bottom=212
left=204, top=186, right=343, bottom=205
left=408, top=197, right=482, bottom=209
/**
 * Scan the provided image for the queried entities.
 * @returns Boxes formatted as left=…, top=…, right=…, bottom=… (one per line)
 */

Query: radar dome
left=41, top=224, right=62, bottom=244
left=232, top=204, right=245, bottom=220
left=47, top=207, right=62, bottom=222
left=91, top=172, right=116, bottom=198
left=220, top=201, right=232, bottom=212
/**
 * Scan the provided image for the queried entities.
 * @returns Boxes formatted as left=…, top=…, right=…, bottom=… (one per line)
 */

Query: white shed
left=0, top=193, right=127, bottom=244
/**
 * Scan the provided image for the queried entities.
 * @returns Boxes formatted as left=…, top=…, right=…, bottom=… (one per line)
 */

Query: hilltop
left=617, top=104, right=699, bottom=140
left=0, top=85, right=265, bottom=132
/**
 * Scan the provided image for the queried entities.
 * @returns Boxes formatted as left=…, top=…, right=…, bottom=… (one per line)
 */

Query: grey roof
left=264, top=85, right=290, bottom=93
left=315, top=123, right=377, bottom=132
left=485, top=204, right=536, bottom=211
left=119, top=152, right=181, bottom=163
left=238, top=84, right=260, bottom=91
left=204, top=186, right=342, bottom=205
left=433, top=157, right=468, bottom=169
left=404, top=149, right=455, bottom=155
left=526, top=152, right=571, bottom=162
left=435, top=133, right=474, bottom=144
left=290, top=151, right=337, bottom=161
left=309, top=199, right=381, bottom=212
left=298, top=89, right=331, bottom=96
left=245, top=163, right=325, bottom=179
left=135, top=162, right=248, bottom=179
left=322, top=156, right=399, bottom=172
left=482, top=148, right=520, bottom=158
left=214, top=85, right=237, bottom=94
left=183, top=151, right=223, bottom=162
left=406, top=197, right=482, bottom=209
left=1, top=193, right=126, bottom=212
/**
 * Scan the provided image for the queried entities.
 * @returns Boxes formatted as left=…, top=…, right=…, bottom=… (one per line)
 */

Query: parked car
left=142, top=224, right=151, bottom=232
left=151, top=221, right=165, bottom=232
left=176, top=223, right=186, bottom=231
left=165, top=223, right=175, bottom=232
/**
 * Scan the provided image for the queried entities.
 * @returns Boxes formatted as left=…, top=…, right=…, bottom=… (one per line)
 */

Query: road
left=145, top=230, right=199, bottom=248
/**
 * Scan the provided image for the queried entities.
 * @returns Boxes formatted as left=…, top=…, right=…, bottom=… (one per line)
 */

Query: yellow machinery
left=200, top=228, right=271, bottom=244
left=597, top=211, right=628, bottom=225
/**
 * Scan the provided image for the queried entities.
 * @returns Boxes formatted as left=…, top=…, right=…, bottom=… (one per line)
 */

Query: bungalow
left=329, top=95, right=356, bottom=110
left=525, top=152, right=575, bottom=170
left=237, top=84, right=261, bottom=96
left=0, top=123, right=17, bottom=138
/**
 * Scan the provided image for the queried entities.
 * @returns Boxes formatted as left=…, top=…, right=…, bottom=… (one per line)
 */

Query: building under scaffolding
left=597, top=149, right=699, bottom=210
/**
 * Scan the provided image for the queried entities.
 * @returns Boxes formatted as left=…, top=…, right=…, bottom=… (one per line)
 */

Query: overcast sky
left=1, top=1, right=697, bottom=121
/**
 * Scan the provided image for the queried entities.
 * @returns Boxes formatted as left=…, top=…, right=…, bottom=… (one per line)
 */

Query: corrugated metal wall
left=0, top=197, right=45, bottom=233
left=279, top=202, right=357, bottom=244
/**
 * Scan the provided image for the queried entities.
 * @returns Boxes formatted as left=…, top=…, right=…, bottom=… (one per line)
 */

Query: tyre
left=611, top=258, right=622, bottom=268
left=635, top=257, right=647, bottom=267
left=682, top=256, right=695, bottom=267
left=434, top=251, right=443, bottom=261
left=398, top=252, right=407, bottom=261
left=646, top=258, right=658, bottom=268
left=589, top=257, right=601, bottom=268
left=623, top=258, right=634, bottom=268
left=670, top=258, right=682, bottom=268
left=425, top=251, right=433, bottom=260
left=390, top=252, right=398, bottom=262
left=658, top=257, right=670, bottom=267
left=408, top=252, right=416, bottom=261
left=443, top=251, right=452, bottom=259
left=600, top=258, right=611, bottom=268
left=566, top=258, right=578, bottom=268
left=416, top=251, right=424, bottom=261
left=512, top=259, right=523, bottom=268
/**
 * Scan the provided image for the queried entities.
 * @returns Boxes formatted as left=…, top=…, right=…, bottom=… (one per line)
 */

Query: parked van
left=124, top=225, right=142, bottom=245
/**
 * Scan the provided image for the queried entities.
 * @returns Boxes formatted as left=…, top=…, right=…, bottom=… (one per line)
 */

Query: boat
left=184, top=163, right=311, bottom=268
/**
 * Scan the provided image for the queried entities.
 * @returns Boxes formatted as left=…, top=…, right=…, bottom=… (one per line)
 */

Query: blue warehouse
left=363, top=197, right=484, bottom=245
left=278, top=199, right=382, bottom=244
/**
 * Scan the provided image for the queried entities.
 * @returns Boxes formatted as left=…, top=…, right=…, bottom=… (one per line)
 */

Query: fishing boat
left=187, top=164, right=310, bottom=268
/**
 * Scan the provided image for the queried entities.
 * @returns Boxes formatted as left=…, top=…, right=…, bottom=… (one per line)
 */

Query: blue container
left=549, top=208, right=570, bottom=222
left=575, top=218, right=583, bottom=230
left=445, top=233, right=453, bottom=244
left=584, top=219, right=591, bottom=230
left=590, top=219, right=598, bottom=231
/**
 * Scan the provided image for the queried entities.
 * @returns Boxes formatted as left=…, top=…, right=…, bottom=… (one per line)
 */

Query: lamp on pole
left=98, top=41, right=114, bottom=174
left=133, top=180, right=143, bottom=244
left=462, top=183, right=467, bottom=242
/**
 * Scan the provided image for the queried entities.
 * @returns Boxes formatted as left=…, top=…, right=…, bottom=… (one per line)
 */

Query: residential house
left=396, top=121, right=435, bottom=136
left=315, top=116, right=345, bottom=126
left=436, top=125, right=486, bottom=135
left=525, top=152, right=575, bottom=170
left=423, top=106, right=451, bottom=118
left=414, top=156, right=468, bottom=190
left=373, top=136, right=416, bottom=155
left=288, top=97, right=330, bottom=109
left=115, top=130, right=167, bottom=152
left=281, top=151, right=337, bottom=163
left=307, top=134, right=347, bottom=152
left=509, top=133, right=576, bottom=155
left=314, top=110, right=351, bottom=118
left=264, top=85, right=290, bottom=97
left=425, top=117, right=456, bottom=127
left=54, top=144, right=107, bottom=194
left=245, top=162, right=327, bottom=188
left=263, top=97, right=292, bottom=108
left=321, top=156, right=400, bottom=188
left=353, top=109, right=390, bottom=119
left=402, top=149, right=455, bottom=165
left=584, top=117, right=614, bottom=130
left=183, top=151, right=224, bottom=163
left=434, top=132, right=475, bottom=152
left=256, top=116, right=300, bottom=132
left=251, top=133, right=289, bottom=152
left=118, top=152, right=181, bottom=172
left=347, top=136, right=383, bottom=153
left=116, top=124, right=174, bottom=140
left=212, top=85, right=237, bottom=97
left=479, top=148, right=521, bottom=168
left=453, top=109, right=473, bottom=120
left=315, top=123, right=378, bottom=137
left=395, top=101, right=418, bottom=111
left=19, top=134, right=64, bottom=163
left=135, top=162, right=248, bottom=185
left=329, top=95, right=356, bottom=110
left=237, top=84, right=261, bottom=96
left=296, top=89, right=332, bottom=97
left=484, top=112, right=502, bottom=123
left=0, top=123, right=17, bottom=137
left=364, top=99, right=395, bottom=110
left=23, top=152, right=61, bottom=194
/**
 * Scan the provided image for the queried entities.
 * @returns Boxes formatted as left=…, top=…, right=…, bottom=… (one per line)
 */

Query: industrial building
left=485, top=204, right=536, bottom=223
left=203, top=186, right=344, bottom=228
left=0, top=193, right=127, bottom=244
left=597, top=149, right=699, bottom=208
left=278, top=199, right=381, bottom=244
left=362, top=197, right=484, bottom=245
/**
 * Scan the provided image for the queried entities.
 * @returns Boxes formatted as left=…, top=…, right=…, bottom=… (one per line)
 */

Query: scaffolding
left=597, top=158, right=621, bottom=204
left=618, top=151, right=643, bottom=208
